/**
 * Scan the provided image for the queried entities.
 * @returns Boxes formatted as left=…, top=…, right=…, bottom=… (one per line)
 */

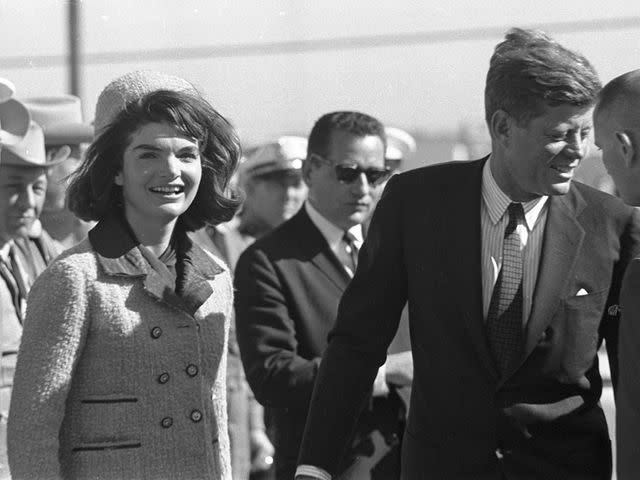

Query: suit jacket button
left=186, top=364, right=199, bottom=377
left=495, top=448, right=504, bottom=460
left=385, top=433, right=400, bottom=446
left=151, top=327, right=163, bottom=339
left=161, top=417, right=173, bottom=428
left=190, top=409, right=203, bottom=423
left=158, top=372, right=170, bottom=384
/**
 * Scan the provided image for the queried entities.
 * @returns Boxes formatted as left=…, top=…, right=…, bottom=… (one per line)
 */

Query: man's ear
left=114, top=171, right=123, bottom=186
left=302, top=154, right=316, bottom=185
left=47, top=145, right=71, bottom=164
left=489, top=110, right=512, bottom=147
left=615, top=131, right=636, bottom=168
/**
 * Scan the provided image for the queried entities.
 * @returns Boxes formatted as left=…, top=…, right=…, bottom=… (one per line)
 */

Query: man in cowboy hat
left=22, top=95, right=94, bottom=248
left=0, top=120, right=63, bottom=479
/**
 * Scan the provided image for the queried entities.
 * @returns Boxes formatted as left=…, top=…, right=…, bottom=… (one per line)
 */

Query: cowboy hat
left=0, top=97, right=31, bottom=147
left=22, top=95, right=93, bottom=146
left=0, top=78, right=16, bottom=104
left=1, top=121, right=66, bottom=168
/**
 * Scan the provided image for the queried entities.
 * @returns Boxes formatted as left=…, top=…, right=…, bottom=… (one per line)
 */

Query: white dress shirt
left=481, top=159, right=548, bottom=323
left=305, top=201, right=363, bottom=278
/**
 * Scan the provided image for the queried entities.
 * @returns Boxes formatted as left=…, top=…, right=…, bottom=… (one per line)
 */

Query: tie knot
left=343, top=231, right=356, bottom=246
left=506, top=203, right=525, bottom=231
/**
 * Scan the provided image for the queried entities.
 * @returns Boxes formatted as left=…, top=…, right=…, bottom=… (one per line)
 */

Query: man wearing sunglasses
left=235, top=111, right=411, bottom=480
left=297, top=29, right=640, bottom=480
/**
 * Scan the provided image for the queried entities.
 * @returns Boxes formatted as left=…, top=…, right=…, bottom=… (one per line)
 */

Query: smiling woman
left=6, top=72, right=241, bottom=480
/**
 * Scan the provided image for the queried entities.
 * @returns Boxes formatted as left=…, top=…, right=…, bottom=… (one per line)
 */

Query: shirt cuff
left=372, top=362, right=390, bottom=397
left=295, top=465, right=332, bottom=480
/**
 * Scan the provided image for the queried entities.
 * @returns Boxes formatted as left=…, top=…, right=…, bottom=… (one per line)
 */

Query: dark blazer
left=235, top=207, right=405, bottom=480
left=298, top=158, right=640, bottom=480
left=616, top=253, right=640, bottom=479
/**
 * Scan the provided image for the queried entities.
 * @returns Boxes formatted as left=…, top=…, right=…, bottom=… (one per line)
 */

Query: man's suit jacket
left=235, top=207, right=405, bottom=480
left=616, top=253, right=640, bottom=479
left=298, top=158, right=640, bottom=480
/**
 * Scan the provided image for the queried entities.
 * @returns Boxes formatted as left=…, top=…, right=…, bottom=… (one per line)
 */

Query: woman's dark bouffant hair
left=67, top=89, right=241, bottom=231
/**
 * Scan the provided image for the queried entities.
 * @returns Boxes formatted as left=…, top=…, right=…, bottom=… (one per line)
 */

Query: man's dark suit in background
left=593, top=70, right=640, bottom=479
left=236, top=112, right=409, bottom=480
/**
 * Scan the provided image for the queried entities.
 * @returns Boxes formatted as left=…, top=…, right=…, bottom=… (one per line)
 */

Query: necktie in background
left=341, top=231, right=359, bottom=275
left=0, top=243, right=29, bottom=322
left=486, top=202, right=525, bottom=375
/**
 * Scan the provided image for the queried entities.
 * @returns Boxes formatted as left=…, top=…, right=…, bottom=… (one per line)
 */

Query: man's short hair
left=485, top=28, right=601, bottom=126
left=307, top=111, right=386, bottom=159
left=595, top=69, right=640, bottom=120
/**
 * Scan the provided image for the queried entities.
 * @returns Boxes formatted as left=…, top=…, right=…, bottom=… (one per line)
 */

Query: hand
left=385, top=351, right=413, bottom=387
left=250, top=429, right=275, bottom=473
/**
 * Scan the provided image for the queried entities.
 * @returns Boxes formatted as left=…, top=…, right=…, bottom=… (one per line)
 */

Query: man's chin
left=547, top=180, right=573, bottom=196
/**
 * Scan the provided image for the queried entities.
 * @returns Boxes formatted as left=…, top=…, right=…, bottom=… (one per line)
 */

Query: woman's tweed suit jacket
left=7, top=216, right=233, bottom=480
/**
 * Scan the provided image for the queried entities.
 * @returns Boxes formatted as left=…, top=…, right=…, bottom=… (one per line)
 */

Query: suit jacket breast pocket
left=557, top=289, right=609, bottom=382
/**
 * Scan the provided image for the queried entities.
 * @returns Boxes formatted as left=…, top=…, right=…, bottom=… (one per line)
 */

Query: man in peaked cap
left=0, top=120, right=62, bottom=479
left=22, top=95, right=94, bottom=249
left=191, top=136, right=307, bottom=479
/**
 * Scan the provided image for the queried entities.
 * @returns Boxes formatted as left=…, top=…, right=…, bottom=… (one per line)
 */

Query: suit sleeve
left=7, top=260, right=90, bottom=480
left=602, top=207, right=640, bottom=388
left=616, top=257, right=640, bottom=479
left=234, top=244, right=321, bottom=408
left=297, top=174, right=409, bottom=475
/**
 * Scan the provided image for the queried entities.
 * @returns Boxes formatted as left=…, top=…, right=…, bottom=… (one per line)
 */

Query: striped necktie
left=0, top=243, right=29, bottom=322
left=342, top=231, right=359, bottom=273
left=486, top=202, right=525, bottom=375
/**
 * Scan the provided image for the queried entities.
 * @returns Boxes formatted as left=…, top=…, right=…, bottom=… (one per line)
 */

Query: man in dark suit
left=235, top=111, right=412, bottom=480
left=296, top=29, right=640, bottom=480
left=593, top=69, right=640, bottom=479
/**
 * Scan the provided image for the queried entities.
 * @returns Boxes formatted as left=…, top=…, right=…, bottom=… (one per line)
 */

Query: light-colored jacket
left=8, top=217, right=233, bottom=480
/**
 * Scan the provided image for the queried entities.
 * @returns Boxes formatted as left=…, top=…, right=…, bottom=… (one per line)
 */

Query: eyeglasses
left=316, top=155, right=391, bottom=186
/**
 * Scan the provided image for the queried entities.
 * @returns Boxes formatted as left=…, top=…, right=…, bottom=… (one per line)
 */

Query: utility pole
left=68, top=0, right=81, bottom=97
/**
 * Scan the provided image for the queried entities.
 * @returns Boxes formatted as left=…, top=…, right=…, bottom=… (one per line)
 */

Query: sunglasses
left=316, top=155, right=391, bottom=186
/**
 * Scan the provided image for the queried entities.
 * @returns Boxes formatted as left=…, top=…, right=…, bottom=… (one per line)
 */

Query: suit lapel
left=451, top=158, right=500, bottom=380
left=523, top=190, right=585, bottom=356
left=292, top=207, right=351, bottom=292
left=499, top=189, right=586, bottom=383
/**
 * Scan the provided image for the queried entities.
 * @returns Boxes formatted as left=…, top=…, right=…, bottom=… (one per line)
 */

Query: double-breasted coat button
left=161, top=417, right=173, bottom=428
left=186, top=364, right=199, bottom=377
left=150, top=327, right=163, bottom=339
left=190, top=409, right=203, bottom=423
left=495, top=448, right=504, bottom=460
left=158, top=372, right=170, bottom=384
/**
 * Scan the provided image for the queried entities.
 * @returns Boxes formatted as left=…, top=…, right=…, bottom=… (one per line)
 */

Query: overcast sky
left=1, top=0, right=640, bottom=143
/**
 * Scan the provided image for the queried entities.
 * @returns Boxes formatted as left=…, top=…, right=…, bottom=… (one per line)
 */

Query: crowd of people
left=1, top=25, right=640, bottom=480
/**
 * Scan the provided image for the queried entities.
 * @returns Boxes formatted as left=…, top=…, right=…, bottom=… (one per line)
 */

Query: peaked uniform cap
left=93, top=70, right=199, bottom=136
left=239, top=136, right=307, bottom=182
left=384, top=126, right=416, bottom=161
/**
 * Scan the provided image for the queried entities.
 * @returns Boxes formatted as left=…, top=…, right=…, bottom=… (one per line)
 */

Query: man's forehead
left=0, top=164, right=47, bottom=181
left=327, top=131, right=384, bottom=160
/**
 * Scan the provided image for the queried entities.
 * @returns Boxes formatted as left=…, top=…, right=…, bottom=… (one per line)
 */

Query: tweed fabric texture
left=7, top=237, right=233, bottom=480
left=486, top=202, right=525, bottom=375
